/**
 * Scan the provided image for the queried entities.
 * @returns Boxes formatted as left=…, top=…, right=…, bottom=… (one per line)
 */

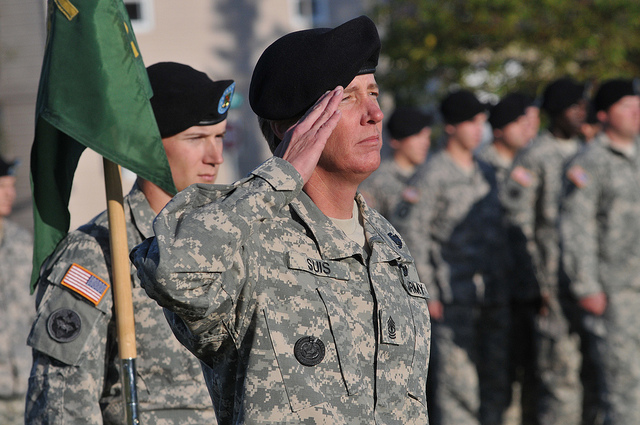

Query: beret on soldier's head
left=440, top=90, right=487, bottom=125
left=593, top=78, right=639, bottom=112
left=386, top=106, right=433, bottom=140
left=147, top=62, right=235, bottom=138
left=489, top=92, right=533, bottom=130
left=249, top=15, right=381, bottom=121
left=541, top=77, right=586, bottom=115
left=0, top=155, right=18, bottom=177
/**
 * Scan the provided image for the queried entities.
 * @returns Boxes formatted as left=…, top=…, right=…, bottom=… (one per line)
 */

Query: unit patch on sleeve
left=61, top=263, right=110, bottom=306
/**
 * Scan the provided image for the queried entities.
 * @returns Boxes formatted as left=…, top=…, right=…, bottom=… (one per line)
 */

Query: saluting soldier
left=359, top=106, right=433, bottom=219
left=26, top=62, right=232, bottom=424
left=502, top=77, right=588, bottom=425
left=132, top=16, right=431, bottom=425
left=0, top=156, right=33, bottom=425
left=561, top=79, right=640, bottom=425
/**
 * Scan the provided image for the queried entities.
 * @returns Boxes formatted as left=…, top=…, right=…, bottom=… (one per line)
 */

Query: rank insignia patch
left=61, top=263, right=109, bottom=306
left=510, top=165, right=533, bottom=187
left=567, top=165, right=590, bottom=188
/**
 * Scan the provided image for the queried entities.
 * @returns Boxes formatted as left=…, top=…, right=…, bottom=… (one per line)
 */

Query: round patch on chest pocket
left=294, top=336, right=325, bottom=366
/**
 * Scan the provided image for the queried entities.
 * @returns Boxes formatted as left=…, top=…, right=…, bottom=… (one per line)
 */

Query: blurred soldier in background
left=393, top=90, right=510, bottom=425
left=477, top=92, right=540, bottom=425
left=359, top=105, right=432, bottom=219
left=477, top=92, right=536, bottom=185
left=0, top=156, right=33, bottom=425
left=502, top=77, right=588, bottom=425
left=561, top=78, right=640, bottom=425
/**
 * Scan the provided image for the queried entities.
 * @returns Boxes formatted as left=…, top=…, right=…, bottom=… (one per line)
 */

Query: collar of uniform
left=126, top=182, right=156, bottom=240
left=597, top=132, right=638, bottom=159
left=357, top=193, right=413, bottom=263
left=291, top=191, right=364, bottom=260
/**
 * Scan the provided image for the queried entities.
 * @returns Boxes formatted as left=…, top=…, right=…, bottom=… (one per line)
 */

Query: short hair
left=258, top=116, right=300, bottom=153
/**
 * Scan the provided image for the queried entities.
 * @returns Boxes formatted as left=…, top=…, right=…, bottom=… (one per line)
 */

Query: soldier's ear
left=271, top=121, right=290, bottom=140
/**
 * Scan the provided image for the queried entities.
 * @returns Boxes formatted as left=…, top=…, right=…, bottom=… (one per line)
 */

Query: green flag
left=30, top=0, right=176, bottom=291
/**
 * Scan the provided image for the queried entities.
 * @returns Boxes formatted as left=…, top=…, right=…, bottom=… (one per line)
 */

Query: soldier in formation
left=561, top=78, right=640, bottom=425
left=359, top=105, right=433, bottom=219
left=0, top=156, right=33, bottom=425
left=391, top=90, right=510, bottom=425
left=25, top=62, right=232, bottom=424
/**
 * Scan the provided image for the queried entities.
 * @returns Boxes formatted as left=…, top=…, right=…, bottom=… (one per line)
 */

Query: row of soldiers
left=359, top=77, right=640, bottom=425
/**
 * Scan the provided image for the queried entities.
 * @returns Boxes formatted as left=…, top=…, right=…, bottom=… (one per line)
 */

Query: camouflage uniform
left=26, top=183, right=215, bottom=425
left=475, top=142, right=512, bottom=189
left=391, top=150, right=510, bottom=425
left=502, top=129, right=584, bottom=424
left=476, top=141, right=539, bottom=425
left=132, top=157, right=432, bottom=425
left=358, top=157, right=414, bottom=219
left=560, top=133, right=640, bottom=424
left=0, top=220, right=33, bottom=425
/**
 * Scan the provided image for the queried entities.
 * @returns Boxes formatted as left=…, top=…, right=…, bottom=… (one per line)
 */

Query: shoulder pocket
left=28, top=283, right=108, bottom=366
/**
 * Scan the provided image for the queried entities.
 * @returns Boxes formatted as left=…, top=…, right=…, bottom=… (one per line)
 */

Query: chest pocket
left=263, top=253, right=364, bottom=412
left=372, top=257, right=431, bottom=407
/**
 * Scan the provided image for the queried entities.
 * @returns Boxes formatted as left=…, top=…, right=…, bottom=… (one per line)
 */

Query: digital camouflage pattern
left=132, top=157, right=432, bottom=425
left=391, top=150, right=510, bottom=306
left=25, top=184, right=215, bottom=425
left=501, top=129, right=584, bottom=300
left=0, top=220, right=33, bottom=425
left=476, top=141, right=540, bottom=425
left=358, top=157, right=415, bottom=220
left=475, top=142, right=513, bottom=192
left=389, top=150, right=510, bottom=425
left=502, top=129, right=584, bottom=424
left=561, top=133, right=640, bottom=424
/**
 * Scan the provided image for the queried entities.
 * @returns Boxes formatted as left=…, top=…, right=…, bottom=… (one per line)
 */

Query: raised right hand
left=274, top=86, right=343, bottom=184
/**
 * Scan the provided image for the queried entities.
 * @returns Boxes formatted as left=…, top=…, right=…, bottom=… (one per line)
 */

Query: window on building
left=123, top=0, right=154, bottom=34
left=290, top=0, right=330, bottom=28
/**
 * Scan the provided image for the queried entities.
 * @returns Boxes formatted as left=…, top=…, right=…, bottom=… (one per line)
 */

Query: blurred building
left=0, top=0, right=373, bottom=233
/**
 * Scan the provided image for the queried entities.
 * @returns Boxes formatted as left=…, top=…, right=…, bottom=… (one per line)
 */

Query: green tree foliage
left=372, top=0, right=640, bottom=104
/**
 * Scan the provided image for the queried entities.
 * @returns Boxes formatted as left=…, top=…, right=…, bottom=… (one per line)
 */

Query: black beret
left=386, top=106, right=433, bottom=140
left=249, top=15, right=380, bottom=121
left=489, top=93, right=532, bottom=129
left=147, top=62, right=235, bottom=138
left=0, top=155, right=18, bottom=177
left=440, top=90, right=487, bottom=125
left=593, top=78, right=639, bottom=112
left=541, top=78, right=586, bottom=115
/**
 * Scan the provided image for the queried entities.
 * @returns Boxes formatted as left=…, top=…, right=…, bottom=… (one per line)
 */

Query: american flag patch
left=567, top=165, right=590, bottom=188
left=510, top=165, right=533, bottom=187
left=61, top=264, right=110, bottom=306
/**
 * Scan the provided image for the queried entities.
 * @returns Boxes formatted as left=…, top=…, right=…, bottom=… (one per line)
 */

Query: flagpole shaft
left=103, top=158, right=140, bottom=425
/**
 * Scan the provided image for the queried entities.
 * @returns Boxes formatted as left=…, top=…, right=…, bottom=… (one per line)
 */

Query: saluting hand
left=274, top=86, right=343, bottom=184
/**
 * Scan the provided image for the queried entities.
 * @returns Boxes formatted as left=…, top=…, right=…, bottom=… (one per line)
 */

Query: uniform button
left=294, top=336, right=325, bottom=366
left=47, top=308, right=82, bottom=343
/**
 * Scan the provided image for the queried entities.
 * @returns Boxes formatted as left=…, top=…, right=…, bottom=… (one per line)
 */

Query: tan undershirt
left=329, top=201, right=369, bottom=255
